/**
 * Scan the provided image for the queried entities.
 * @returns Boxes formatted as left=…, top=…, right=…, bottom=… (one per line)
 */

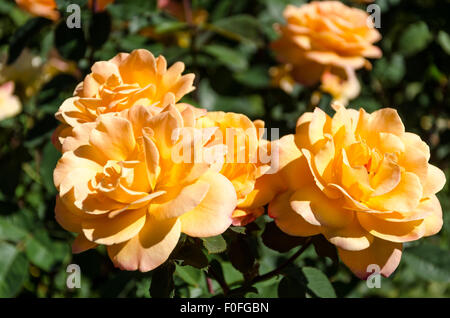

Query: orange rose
left=53, top=49, right=195, bottom=150
left=271, top=1, right=381, bottom=103
left=267, top=103, right=446, bottom=279
left=15, top=0, right=60, bottom=21
left=0, top=82, right=21, bottom=120
left=195, top=112, right=271, bottom=226
left=54, top=104, right=237, bottom=271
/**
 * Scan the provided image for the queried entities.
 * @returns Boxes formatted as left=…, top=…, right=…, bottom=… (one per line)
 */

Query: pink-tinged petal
left=72, top=234, right=98, bottom=254
left=149, top=180, right=210, bottom=219
left=0, top=81, right=14, bottom=95
left=422, top=164, right=446, bottom=197
left=269, top=191, right=321, bottom=237
left=231, top=207, right=264, bottom=226
left=82, top=207, right=147, bottom=245
left=89, top=116, right=136, bottom=161
left=179, top=172, right=236, bottom=237
left=107, top=216, right=181, bottom=272
left=367, top=172, right=422, bottom=213
left=338, top=238, right=403, bottom=280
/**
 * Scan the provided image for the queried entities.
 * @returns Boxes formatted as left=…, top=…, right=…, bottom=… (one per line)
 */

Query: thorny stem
left=205, top=276, right=215, bottom=295
left=207, top=266, right=230, bottom=295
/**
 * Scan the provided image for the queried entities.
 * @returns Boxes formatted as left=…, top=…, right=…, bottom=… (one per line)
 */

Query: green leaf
left=0, top=216, right=29, bottom=243
left=41, top=141, right=60, bottom=194
left=203, top=45, right=248, bottom=71
left=374, top=54, right=405, bottom=87
left=175, top=264, right=202, bottom=287
left=262, top=222, right=307, bottom=253
left=234, top=66, right=270, bottom=88
left=403, top=244, right=450, bottom=282
left=150, top=261, right=175, bottom=298
left=0, top=242, right=29, bottom=297
left=211, top=14, right=264, bottom=46
left=135, top=278, right=151, bottom=298
left=216, top=95, right=265, bottom=117
left=302, top=267, right=336, bottom=298
left=398, top=21, right=432, bottom=56
left=54, top=21, right=87, bottom=61
left=437, top=31, right=450, bottom=55
left=198, top=79, right=217, bottom=110
left=154, top=21, right=187, bottom=34
left=7, top=17, right=51, bottom=64
left=202, top=235, right=227, bottom=254
left=172, top=241, right=208, bottom=269
left=55, top=0, right=88, bottom=10
left=230, top=226, right=246, bottom=234
left=25, top=230, right=56, bottom=271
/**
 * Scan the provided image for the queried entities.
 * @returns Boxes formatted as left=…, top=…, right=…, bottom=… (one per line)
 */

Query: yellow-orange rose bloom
left=195, top=112, right=271, bottom=226
left=54, top=104, right=237, bottom=271
left=0, top=82, right=21, bottom=120
left=53, top=49, right=195, bottom=150
left=266, top=103, right=446, bottom=279
left=16, top=0, right=60, bottom=21
left=271, top=1, right=381, bottom=101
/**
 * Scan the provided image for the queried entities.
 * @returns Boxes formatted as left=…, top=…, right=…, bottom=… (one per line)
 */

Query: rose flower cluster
left=50, top=2, right=446, bottom=280
left=52, top=49, right=271, bottom=271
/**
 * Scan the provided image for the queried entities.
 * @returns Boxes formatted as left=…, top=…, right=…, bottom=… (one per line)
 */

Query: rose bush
left=1, top=0, right=448, bottom=299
